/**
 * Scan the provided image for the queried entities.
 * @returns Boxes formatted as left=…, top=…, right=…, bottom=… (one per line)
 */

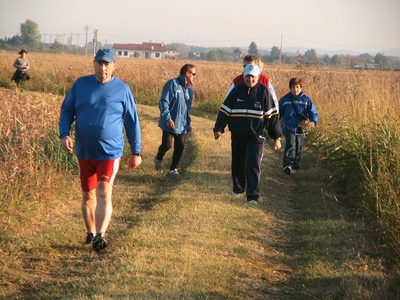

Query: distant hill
left=382, top=48, right=400, bottom=57
left=278, top=47, right=400, bottom=58
left=167, top=43, right=400, bottom=59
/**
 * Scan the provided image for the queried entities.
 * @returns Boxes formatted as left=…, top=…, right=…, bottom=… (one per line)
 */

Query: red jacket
left=233, top=73, right=271, bottom=86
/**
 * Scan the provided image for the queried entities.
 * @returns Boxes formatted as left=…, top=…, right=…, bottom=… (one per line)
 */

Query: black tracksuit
left=214, top=82, right=282, bottom=201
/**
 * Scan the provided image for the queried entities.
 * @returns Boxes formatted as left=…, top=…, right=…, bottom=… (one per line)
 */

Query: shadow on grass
left=259, top=145, right=400, bottom=299
left=110, top=134, right=199, bottom=252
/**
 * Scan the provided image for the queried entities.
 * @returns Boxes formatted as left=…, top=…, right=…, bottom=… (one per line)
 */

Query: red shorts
left=78, top=158, right=121, bottom=192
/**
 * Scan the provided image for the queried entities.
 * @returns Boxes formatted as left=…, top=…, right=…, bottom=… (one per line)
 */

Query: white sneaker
left=284, top=166, right=292, bottom=174
left=169, top=169, right=179, bottom=176
left=154, top=157, right=163, bottom=172
left=232, top=192, right=244, bottom=198
left=247, top=200, right=259, bottom=206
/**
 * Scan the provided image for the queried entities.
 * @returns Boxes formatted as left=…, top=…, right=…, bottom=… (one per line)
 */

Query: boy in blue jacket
left=279, top=78, right=319, bottom=174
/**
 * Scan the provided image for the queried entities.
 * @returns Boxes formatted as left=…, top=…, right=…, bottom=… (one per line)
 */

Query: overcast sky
left=1, top=0, right=399, bottom=54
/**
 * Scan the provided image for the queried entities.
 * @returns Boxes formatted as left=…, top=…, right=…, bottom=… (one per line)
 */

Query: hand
left=214, top=131, right=222, bottom=141
left=128, top=155, right=142, bottom=169
left=166, top=119, right=175, bottom=129
left=274, top=139, right=281, bottom=151
left=62, top=136, right=74, bottom=153
left=187, top=124, right=192, bottom=133
left=298, top=120, right=315, bottom=131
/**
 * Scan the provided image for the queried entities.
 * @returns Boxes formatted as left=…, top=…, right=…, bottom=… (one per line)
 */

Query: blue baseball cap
left=244, top=64, right=261, bottom=76
left=95, top=48, right=115, bottom=63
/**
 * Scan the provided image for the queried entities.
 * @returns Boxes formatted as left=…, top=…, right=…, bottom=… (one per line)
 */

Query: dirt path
left=130, top=106, right=305, bottom=298
left=128, top=105, right=391, bottom=299
left=113, top=106, right=303, bottom=298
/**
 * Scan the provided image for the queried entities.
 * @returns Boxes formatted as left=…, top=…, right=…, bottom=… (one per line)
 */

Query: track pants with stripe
left=231, top=134, right=265, bottom=201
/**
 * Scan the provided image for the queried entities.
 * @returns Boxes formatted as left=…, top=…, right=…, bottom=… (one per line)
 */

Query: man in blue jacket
left=59, top=48, right=142, bottom=251
left=279, top=77, right=319, bottom=174
left=155, top=64, right=195, bottom=176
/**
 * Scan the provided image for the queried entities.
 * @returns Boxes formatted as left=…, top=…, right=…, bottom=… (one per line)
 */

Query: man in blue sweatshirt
left=59, top=48, right=142, bottom=251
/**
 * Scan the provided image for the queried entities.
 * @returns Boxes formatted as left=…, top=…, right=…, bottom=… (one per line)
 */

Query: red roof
left=113, top=42, right=166, bottom=51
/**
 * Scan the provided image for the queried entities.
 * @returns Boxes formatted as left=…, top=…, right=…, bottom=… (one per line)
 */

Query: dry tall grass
left=0, top=50, right=400, bottom=298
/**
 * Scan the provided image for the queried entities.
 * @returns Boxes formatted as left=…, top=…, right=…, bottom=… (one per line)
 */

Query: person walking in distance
left=11, top=49, right=31, bottom=85
left=154, top=64, right=195, bottom=176
left=214, top=64, right=282, bottom=205
left=59, top=48, right=142, bottom=251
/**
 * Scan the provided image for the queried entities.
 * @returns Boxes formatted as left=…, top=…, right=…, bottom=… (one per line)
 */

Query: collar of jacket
left=240, top=82, right=259, bottom=91
left=290, top=91, right=304, bottom=99
left=177, top=74, right=192, bottom=89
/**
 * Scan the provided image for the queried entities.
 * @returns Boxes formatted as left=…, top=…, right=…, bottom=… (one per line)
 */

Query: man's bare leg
left=95, top=181, right=113, bottom=236
left=81, top=189, right=96, bottom=235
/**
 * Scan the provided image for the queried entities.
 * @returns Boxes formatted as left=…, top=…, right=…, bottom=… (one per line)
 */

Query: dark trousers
left=11, top=70, right=30, bottom=84
left=231, top=134, right=265, bottom=201
left=283, top=132, right=305, bottom=170
left=156, top=130, right=186, bottom=170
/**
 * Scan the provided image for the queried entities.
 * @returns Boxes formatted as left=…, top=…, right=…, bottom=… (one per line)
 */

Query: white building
left=113, top=42, right=178, bottom=59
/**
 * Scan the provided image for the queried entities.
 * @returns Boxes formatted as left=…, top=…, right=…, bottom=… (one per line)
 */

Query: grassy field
left=0, top=50, right=400, bottom=299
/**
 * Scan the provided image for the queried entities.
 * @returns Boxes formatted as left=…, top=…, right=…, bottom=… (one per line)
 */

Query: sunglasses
left=190, top=72, right=196, bottom=76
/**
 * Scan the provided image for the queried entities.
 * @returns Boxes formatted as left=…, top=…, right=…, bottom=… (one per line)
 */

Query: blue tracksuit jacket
left=158, top=75, right=193, bottom=134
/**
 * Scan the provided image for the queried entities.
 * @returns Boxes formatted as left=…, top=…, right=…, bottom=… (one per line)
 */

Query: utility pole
left=279, top=35, right=283, bottom=64
left=84, top=25, right=90, bottom=55
left=42, top=33, right=46, bottom=51
left=93, top=29, right=99, bottom=56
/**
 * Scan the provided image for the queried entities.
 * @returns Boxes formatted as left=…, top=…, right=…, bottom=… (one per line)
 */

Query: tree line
left=0, top=19, right=111, bottom=55
left=186, top=41, right=399, bottom=70
left=2, top=20, right=399, bottom=70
